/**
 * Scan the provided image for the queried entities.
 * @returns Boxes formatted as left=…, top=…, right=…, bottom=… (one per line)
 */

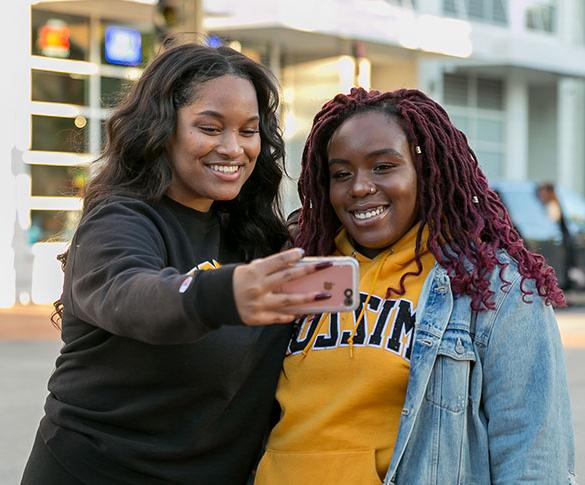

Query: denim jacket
left=384, top=253, right=576, bottom=484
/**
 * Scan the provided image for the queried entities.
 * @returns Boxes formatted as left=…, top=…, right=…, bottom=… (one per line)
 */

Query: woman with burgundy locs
left=255, top=88, right=575, bottom=484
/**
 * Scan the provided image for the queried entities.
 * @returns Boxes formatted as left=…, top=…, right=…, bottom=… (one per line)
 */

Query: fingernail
left=315, top=262, right=333, bottom=270
left=314, top=292, right=332, bottom=301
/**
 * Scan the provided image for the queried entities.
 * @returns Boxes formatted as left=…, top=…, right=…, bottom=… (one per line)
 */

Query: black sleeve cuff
left=182, top=264, right=245, bottom=329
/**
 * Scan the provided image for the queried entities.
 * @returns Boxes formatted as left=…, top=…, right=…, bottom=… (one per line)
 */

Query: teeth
left=210, top=164, right=240, bottom=174
left=353, top=206, right=386, bottom=220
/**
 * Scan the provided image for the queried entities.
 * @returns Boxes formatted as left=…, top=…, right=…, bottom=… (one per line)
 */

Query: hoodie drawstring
left=347, top=251, right=390, bottom=357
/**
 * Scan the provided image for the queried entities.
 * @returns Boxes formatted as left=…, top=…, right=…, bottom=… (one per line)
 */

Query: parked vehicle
left=492, top=180, right=585, bottom=291
left=557, top=185, right=585, bottom=287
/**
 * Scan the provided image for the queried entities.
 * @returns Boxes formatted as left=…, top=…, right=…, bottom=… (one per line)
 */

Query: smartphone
left=280, top=256, right=360, bottom=313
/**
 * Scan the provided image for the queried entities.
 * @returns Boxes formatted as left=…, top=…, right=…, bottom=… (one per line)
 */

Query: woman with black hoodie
left=21, top=41, right=329, bottom=485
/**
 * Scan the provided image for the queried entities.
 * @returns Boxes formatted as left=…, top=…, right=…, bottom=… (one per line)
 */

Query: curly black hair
left=52, top=41, right=287, bottom=327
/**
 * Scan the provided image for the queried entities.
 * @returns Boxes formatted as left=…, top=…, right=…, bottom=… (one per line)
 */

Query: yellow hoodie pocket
left=255, top=448, right=383, bottom=485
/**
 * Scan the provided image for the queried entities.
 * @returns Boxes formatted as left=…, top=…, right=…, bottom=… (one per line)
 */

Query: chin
left=213, top=191, right=242, bottom=202
left=353, top=235, right=393, bottom=250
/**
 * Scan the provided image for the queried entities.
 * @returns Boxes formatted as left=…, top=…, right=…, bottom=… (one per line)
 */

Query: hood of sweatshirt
left=335, top=222, right=432, bottom=290
left=328, top=222, right=434, bottom=356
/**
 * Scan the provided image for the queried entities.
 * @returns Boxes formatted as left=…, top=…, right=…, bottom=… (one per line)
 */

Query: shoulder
left=437, top=249, right=551, bottom=335
left=74, top=196, right=167, bottom=249
left=444, top=248, right=525, bottom=304
left=489, top=249, right=524, bottom=298
left=434, top=248, right=524, bottom=301
left=474, top=250, right=556, bottom=348
left=82, top=196, right=162, bottom=224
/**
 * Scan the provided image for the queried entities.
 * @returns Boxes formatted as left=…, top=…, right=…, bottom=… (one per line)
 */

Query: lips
left=204, top=162, right=247, bottom=182
left=350, top=204, right=389, bottom=221
left=208, top=163, right=242, bottom=174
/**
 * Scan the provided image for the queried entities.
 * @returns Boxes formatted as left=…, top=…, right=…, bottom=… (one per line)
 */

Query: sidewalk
left=556, top=307, right=585, bottom=348
left=0, top=305, right=60, bottom=340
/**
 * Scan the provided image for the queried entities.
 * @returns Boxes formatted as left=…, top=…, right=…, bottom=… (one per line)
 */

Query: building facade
left=2, top=0, right=585, bottom=306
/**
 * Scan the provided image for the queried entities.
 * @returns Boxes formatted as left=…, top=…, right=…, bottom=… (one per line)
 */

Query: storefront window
left=477, top=78, right=504, bottom=110
left=29, top=210, right=81, bottom=244
left=443, top=73, right=506, bottom=179
left=32, top=70, right=88, bottom=105
left=31, top=115, right=89, bottom=153
left=30, top=165, right=88, bottom=197
left=31, top=9, right=90, bottom=61
left=100, top=76, right=132, bottom=108
left=100, top=119, right=107, bottom=151
left=444, top=74, right=469, bottom=106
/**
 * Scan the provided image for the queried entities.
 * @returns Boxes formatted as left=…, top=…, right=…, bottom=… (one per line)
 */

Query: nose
left=351, top=171, right=376, bottom=198
left=216, top=130, right=244, bottom=158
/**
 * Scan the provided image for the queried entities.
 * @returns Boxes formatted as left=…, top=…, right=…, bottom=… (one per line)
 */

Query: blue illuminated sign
left=206, top=35, right=224, bottom=48
left=105, top=26, right=142, bottom=66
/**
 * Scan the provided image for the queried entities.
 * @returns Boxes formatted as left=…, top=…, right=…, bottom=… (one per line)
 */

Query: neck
left=354, top=244, right=386, bottom=259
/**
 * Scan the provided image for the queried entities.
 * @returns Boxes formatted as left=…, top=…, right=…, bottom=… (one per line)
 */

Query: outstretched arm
left=66, top=200, right=326, bottom=345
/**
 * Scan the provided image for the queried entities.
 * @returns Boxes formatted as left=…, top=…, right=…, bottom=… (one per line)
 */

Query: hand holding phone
left=279, top=256, right=359, bottom=313
left=233, top=250, right=359, bottom=326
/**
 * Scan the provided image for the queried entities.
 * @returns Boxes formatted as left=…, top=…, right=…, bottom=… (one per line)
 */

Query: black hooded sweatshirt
left=38, top=196, right=291, bottom=484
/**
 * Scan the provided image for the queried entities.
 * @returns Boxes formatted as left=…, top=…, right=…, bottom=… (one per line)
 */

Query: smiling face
left=166, top=74, right=261, bottom=212
left=327, top=111, right=418, bottom=257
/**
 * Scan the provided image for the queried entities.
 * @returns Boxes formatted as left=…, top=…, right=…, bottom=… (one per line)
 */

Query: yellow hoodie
left=255, top=223, right=435, bottom=485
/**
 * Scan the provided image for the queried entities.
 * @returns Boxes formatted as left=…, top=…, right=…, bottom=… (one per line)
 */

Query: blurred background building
left=2, top=0, right=585, bottom=307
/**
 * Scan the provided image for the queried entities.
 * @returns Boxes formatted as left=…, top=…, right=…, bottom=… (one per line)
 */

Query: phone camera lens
left=344, top=297, right=353, bottom=306
left=344, top=289, right=353, bottom=297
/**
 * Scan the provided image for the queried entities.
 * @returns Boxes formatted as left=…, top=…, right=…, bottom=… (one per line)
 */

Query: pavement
left=0, top=305, right=584, bottom=483
left=0, top=305, right=59, bottom=341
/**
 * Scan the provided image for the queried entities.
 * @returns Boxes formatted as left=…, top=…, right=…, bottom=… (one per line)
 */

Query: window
left=32, top=70, right=88, bottom=105
left=444, top=74, right=469, bottom=106
left=29, top=210, right=81, bottom=244
left=100, top=76, right=133, bottom=108
left=382, top=0, right=417, bottom=8
left=30, top=165, right=88, bottom=197
left=443, top=74, right=506, bottom=180
left=27, top=10, right=154, bottom=251
left=443, top=0, right=507, bottom=25
left=31, top=9, right=90, bottom=61
left=525, top=0, right=556, bottom=33
left=477, top=78, right=504, bottom=109
left=31, top=115, right=89, bottom=153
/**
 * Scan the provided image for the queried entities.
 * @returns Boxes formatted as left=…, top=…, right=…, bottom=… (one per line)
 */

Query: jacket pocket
left=255, top=448, right=383, bottom=485
left=424, top=328, right=476, bottom=414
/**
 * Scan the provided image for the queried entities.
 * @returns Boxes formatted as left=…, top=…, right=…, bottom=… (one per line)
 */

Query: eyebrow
left=195, top=110, right=260, bottom=123
left=328, top=148, right=406, bottom=165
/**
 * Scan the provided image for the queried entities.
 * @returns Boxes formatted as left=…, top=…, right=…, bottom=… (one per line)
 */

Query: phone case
left=280, top=256, right=360, bottom=313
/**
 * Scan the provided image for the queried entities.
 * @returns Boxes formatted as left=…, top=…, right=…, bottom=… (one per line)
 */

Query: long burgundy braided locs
left=296, top=87, right=565, bottom=310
